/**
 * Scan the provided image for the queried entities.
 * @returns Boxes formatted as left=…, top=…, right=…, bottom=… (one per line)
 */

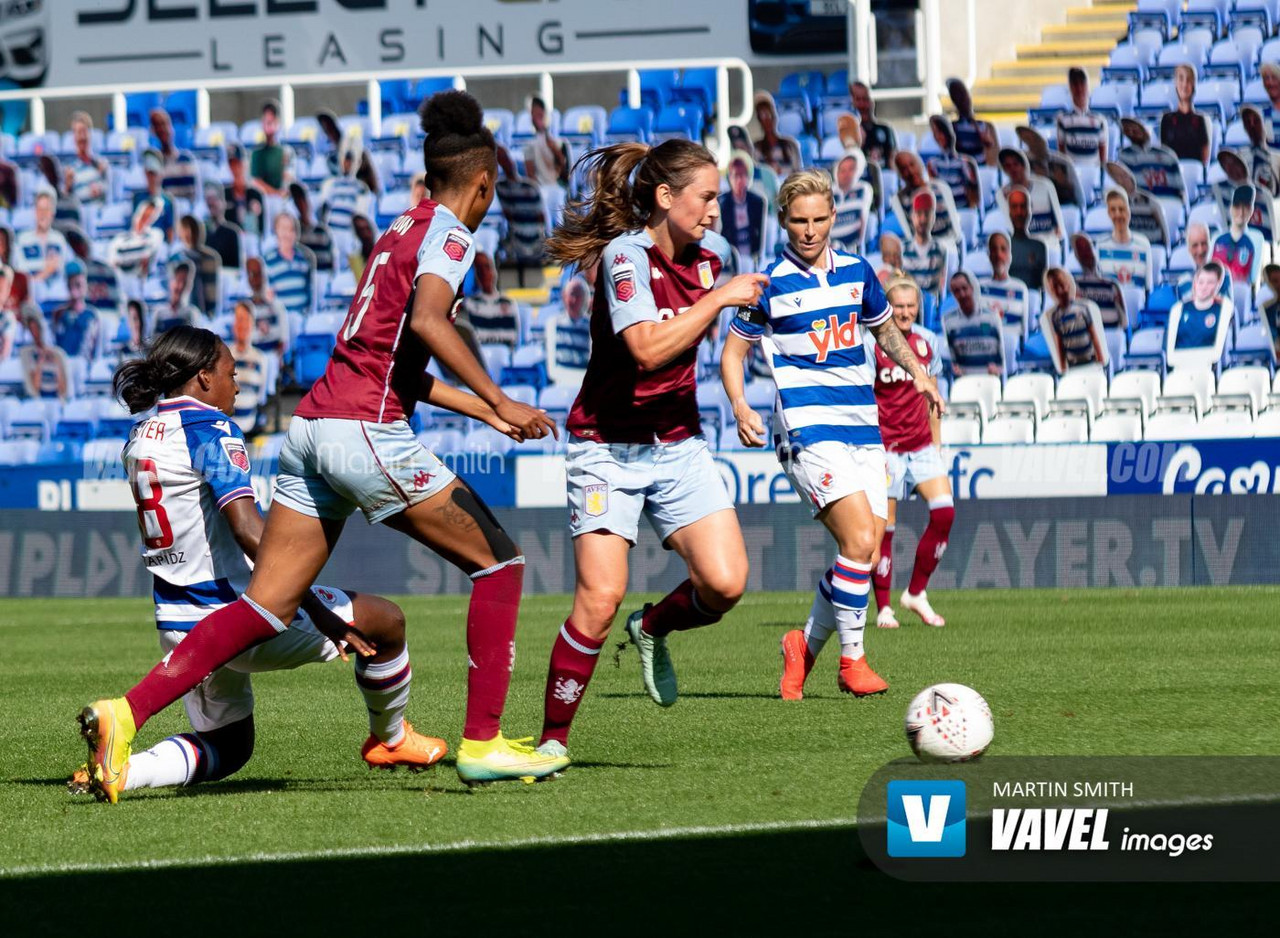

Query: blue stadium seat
left=117, top=92, right=163, bottom=131
left=606, top=106, right=653, bottom=144
left=635, top=69, right=681, bottom=113
left=560, top=105, right=608, bottom=151
left=653, top=104, right=704, bottom=143
left=822, top=68, right=850, bottom=108
left=37, top=440, right=83, bottom=464
left=500, top=344, right=548, bottom=390
left=0, top=439, right=38, bottom=465
left=293, top=332, right=337, bottom=388
left=55, top=399, right=100, bottom=443
left=410, top=77, right=460, bottom=109
left=672, top=67, right=718, bottom=122
left=1231, top=5, right=1275, bottom=37
left=97, top=400, right=137, bottom=438
left=482, top=108, right=514, bottom=149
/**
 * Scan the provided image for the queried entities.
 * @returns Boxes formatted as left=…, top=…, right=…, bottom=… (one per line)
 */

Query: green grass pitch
left=1, top=587, right=1277, bottom=933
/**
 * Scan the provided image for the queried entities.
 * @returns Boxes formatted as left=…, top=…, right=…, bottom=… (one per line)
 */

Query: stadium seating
left=982, top=416, right=1036, bottom=444
left=1, top=41, right=1276, bottom=493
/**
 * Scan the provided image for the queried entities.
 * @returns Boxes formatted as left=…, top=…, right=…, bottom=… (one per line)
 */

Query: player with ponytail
left=534, top=140, right=770, bottom=763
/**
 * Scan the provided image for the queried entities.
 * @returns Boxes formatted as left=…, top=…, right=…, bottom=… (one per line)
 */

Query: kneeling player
left=72, top=327, right=444, bottom=801
left=870, top=278, right=954, bottom=628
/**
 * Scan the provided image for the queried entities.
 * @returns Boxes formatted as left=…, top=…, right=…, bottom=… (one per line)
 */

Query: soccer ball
left=904, top=683, right=993, bottom=763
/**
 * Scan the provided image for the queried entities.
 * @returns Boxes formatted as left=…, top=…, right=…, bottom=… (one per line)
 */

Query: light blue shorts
left=565, top=434, right=734, bottom=545
left=273, top=416, right=456, bottom=524
left=886, top=445, right=948, bottom=501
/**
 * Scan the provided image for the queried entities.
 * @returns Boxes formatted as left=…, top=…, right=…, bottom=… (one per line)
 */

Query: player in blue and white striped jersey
left=721, top=170, right=944, bottom=701
left=70, top=327, right=447, bottom=801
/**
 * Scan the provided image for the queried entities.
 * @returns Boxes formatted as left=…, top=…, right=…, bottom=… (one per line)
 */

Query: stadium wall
left=1, top=495, right=1275, bottom=599
left=4, top=441, right=1278, bottom=513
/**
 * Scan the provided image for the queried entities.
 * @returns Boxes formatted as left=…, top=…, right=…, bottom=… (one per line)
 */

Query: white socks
left=123, top=735, right=202, bottom=790
left=354, top=646, right=412, bottom=745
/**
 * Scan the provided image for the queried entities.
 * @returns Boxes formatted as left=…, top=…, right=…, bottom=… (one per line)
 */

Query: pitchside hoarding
left=1, top=495, right=1275, bottom=598
left=4, top=440, right=1277, bottom=512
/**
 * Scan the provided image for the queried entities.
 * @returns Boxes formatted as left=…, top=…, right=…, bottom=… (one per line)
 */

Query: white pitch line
left=0, top=817, right=858, bottom=879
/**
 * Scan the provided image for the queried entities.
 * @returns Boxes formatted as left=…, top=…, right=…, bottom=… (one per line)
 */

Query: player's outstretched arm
left=419, top=372, right=522, bottom=441
left=720, top=331, right=767, bottom=447
left=622, top=273, right=768, bottom=372
left=221, top=497, right=374, bottom=659
left=411, top=273, right=556, bottom=440
left=870, top=317, right=946, bottom=417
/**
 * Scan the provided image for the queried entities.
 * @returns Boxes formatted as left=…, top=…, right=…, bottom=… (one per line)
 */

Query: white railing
left=0, top=58, right=754, bottom=167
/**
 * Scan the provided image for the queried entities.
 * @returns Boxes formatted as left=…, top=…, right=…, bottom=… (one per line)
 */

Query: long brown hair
left=547, top=138, right=717, bottom=269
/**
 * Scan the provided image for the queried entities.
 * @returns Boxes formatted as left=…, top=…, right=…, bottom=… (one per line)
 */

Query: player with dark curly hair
left=77, top=91, right=568, bottom=801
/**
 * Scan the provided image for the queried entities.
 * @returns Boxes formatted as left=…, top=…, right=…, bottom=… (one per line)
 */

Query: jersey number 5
left=342, top=251, right=393, bottom=342
left=129, top=457, right=174, bottom=550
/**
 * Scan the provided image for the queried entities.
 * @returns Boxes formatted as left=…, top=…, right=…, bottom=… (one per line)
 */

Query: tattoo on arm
left=871, top=319, right=924, bottom=377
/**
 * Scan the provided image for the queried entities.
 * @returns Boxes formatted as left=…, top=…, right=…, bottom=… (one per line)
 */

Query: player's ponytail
left=548, top=138, right=716, bottom=269
left=419, top=90, right=496, bottom=190
left=113, top=326, right=223, bottom=414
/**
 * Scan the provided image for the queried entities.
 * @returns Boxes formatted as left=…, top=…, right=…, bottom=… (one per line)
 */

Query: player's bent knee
left=352, top=593, right=407, bottom=646
left=196, top=716, right=255, bottom=784
left=695, top=568, right=747, bottom=611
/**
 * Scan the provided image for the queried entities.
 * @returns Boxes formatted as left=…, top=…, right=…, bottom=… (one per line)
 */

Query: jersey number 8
left=342, top=251, right=393, bottom=342
left=129, top=457, right=174, bottom=550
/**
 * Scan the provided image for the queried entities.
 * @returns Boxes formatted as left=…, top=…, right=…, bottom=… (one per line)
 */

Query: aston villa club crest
left=584, top=483, right=609, bottom=517
left=442, top=229, right=471, bottom=262
left=697, top=260, right=714, bottom=289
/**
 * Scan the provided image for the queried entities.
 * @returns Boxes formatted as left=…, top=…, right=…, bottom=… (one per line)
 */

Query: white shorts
left=781, top=440, right=889, bottom=520
left=886, top=445, right=948, bottom=501
left=159, top=584, right=353, bottom=733
left=273, top=416, right=456, bottom=524
left=565, top=434, right=734, bottom=545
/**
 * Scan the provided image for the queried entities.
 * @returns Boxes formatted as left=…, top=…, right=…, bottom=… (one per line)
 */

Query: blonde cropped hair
left=884, top=275, right=922, bottom=307
left=776, top=168, right=834, bottom=218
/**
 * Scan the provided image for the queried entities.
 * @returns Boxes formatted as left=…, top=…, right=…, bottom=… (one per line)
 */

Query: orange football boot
left=779, top=630, right=815, bottom=700
left=361, top=721, right=448, bottom=771
left=837, top=656, right=888, bottom=697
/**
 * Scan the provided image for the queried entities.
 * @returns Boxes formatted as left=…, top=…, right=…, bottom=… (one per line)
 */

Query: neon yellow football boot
left=455, top=734, right=569, bottom=787
left=77, top=697, right=136, bottom=804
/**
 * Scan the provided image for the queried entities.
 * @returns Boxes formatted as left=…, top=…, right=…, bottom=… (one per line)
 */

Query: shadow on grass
left=0, top=827, right=1268, bottom=935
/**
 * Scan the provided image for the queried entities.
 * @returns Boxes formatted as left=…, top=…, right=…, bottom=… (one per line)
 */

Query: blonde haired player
left=720, top=169, right=944, bottom=701
left=869, top=277, right=953, bottom=629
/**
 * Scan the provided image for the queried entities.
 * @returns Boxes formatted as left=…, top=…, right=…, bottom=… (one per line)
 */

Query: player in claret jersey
left=78, top=91, right=568, bottom=801
left=532, top=139, right=769, bottom=763
left=70, top=327, right=444, bottom=801
left=868, top=278, right=954, bottom=629
left=720, top=170, right=944, bottom=702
